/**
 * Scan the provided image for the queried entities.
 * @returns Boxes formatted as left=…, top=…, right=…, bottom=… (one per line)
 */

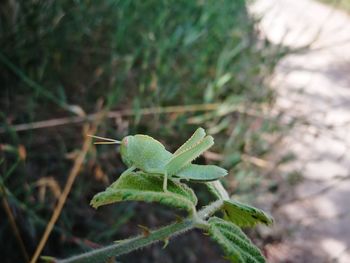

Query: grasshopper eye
left=121, top=137, right=129, bottom=149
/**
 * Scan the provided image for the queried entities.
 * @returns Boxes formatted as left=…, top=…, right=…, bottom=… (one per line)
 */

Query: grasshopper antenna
left=87, top=135, right=121, bottom=144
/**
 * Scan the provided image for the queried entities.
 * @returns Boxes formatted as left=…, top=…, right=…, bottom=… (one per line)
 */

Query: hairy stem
left=198, top=199, right=224, bottom=219
left=58, top=200, right=223, bottom=263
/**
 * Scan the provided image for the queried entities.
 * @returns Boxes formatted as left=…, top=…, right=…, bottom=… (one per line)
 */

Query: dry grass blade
left=0, top=103, right=221, bottom=133
left=1, top=185, right=30, bottom=262
left=0, top=102, right=271, bottom=134
left=30, top=115, right=103, bottom=263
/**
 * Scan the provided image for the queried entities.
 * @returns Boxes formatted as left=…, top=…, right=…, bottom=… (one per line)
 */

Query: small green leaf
left=91, top=172, right=197, bottom=213
left=205, top=181, right=230, bottom=200
left=223, top=200, right=273, bottom=227
left=206, top=182, right=223, bottom=200
left=40, top=256, right=56, bottom=262
left=208, top=217, right=266, bottom=263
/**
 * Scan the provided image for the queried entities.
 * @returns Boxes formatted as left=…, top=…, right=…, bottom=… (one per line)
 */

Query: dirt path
left=250, top=0, right=350, bottom=262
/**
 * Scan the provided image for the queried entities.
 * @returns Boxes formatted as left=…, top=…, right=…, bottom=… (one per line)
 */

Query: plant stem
left=58, top=200, right=223, bottom=263
left=198, top=199, right=224, bottom=219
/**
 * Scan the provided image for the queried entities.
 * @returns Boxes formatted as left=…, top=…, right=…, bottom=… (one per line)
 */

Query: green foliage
left=0, top=0, right=282, bottom=123
left=91, top=172, right=197, bottom=213
left=208, top=217, right=266, bottom=263
left=223, top=200, right=274, bottom=227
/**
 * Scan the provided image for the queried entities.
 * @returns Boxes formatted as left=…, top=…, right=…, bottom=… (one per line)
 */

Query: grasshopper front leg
left=121, top=165, right=136, bottom=176
left=146, top=168, right=170, bottom=193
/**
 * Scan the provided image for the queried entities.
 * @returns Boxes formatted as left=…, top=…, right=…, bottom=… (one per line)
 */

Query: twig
left=29, top=114, right=103, bottom=263
left=241, top=154, right=273, bottom=169
left=0, top=185, right=30, bottom=262
left=0, top=103, right=268, bottom=134
left=0, top=104, right=218, bottom=133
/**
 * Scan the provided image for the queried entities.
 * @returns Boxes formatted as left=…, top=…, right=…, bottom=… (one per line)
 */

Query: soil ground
left=251, top=0, right=350, bottom=262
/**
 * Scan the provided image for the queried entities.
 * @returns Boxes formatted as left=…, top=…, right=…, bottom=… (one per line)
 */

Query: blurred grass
left=318, top=0, right=350, bottom=12
left=0, top=0, right=289, bottom=262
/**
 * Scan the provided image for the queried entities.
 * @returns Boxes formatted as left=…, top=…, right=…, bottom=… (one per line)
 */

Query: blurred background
left=0, top=0, right=349, bottom=262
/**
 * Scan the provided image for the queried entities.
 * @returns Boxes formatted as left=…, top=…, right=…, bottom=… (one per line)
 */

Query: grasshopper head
left=120, top=135, right=133, bottom=167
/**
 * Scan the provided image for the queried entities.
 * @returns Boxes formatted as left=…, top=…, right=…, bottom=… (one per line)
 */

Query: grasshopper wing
left=176, top=164, right=227, bottom=181
left=174, top=127, right=206, bottom=155
left=166, top=136, right=214, bottom=175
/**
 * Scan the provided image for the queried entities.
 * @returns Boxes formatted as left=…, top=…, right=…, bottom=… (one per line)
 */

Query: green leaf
left=223, top=200, right=273, bottom=227
left=90, top=172, right=197, bottom=213
left=206, top=182, right=223, bottom=200
left=205, top=181, right=230, bottom=200
left=208, top=217, right=266, bottom=263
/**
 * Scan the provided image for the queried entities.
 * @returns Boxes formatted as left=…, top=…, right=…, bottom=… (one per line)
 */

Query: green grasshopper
left=89, top=128, right=227, bottom=192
